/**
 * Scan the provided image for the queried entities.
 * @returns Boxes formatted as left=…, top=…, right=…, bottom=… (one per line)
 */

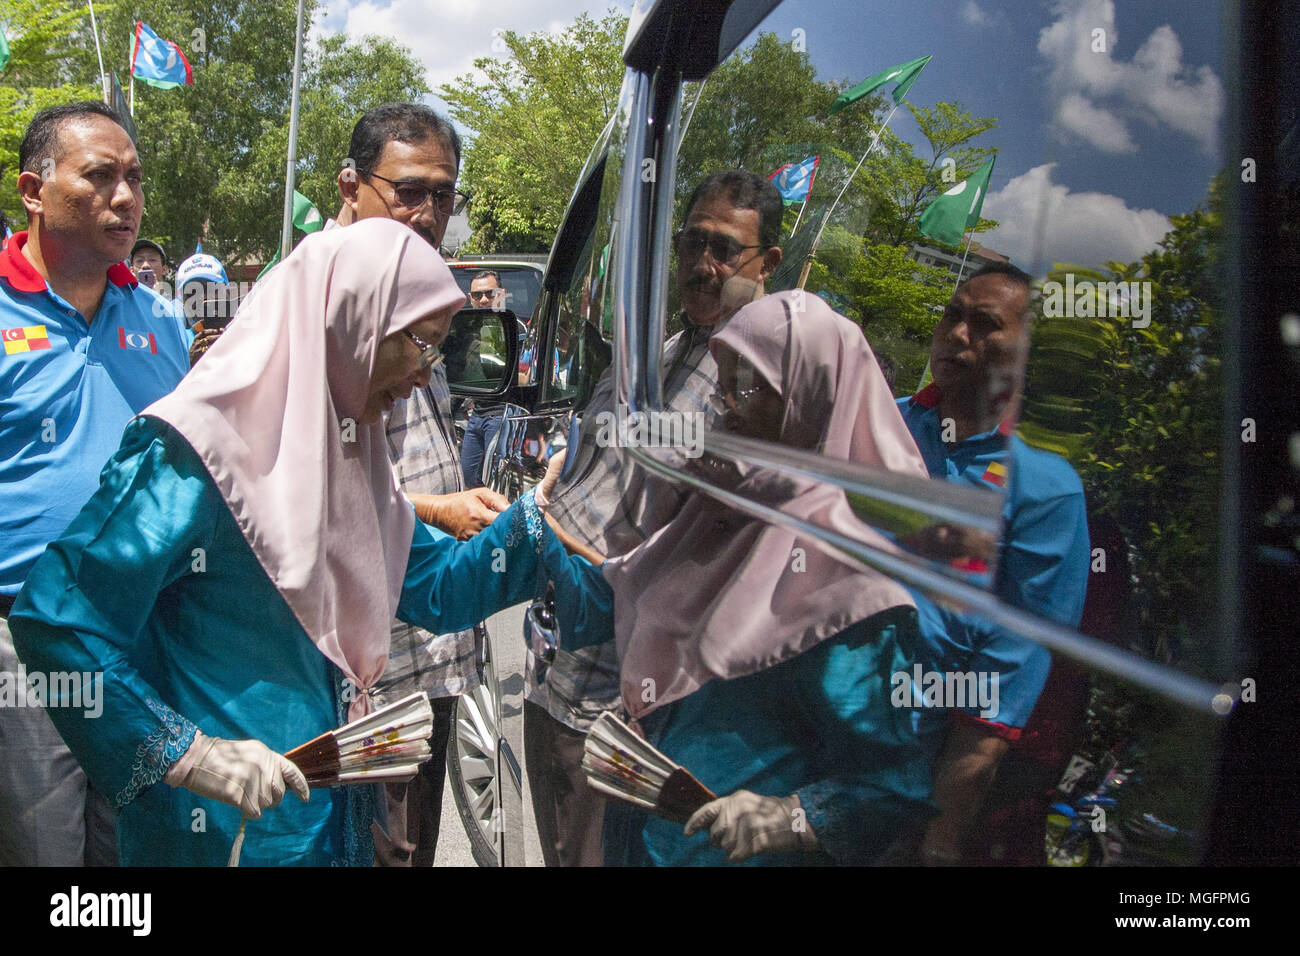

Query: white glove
left=684, top=790, right=815, bottom=862
left=175, top=733, right=310, bottom=819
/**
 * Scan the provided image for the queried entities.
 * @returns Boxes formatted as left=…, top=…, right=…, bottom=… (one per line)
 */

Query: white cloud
left=979, top=163, right=1171, bottom=272
left=314, top=1, right=630, bottom=105
left=1037, top=0, right=1223, bottom=155
left=960, top=1, right=989, bottom=26
left=1055, top=93, right=1137, bottom=154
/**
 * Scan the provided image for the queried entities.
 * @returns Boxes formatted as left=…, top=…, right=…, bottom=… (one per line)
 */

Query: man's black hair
left=346, top=103, right=462, bottom=175
left=20, top=102, right=130, bottom=175
left=963, top=261, right=1033, bottom=292
left=472, top=270, right=501, bottom=285
left=962, top=261, right=1036, bottom=323
left=132, top=238, right=168, bottom=266
left=683, top=170, right=784, bottom=250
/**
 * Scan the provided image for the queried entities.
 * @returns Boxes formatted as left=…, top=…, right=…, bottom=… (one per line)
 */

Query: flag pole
left=87, top=2, right=109, bottom=103
left=952, top=231, right=975, bottom=292
left=797, top=102, right=900, bottom=290
left=677, top=79, right=706, bottom=149
left=822, top=102, right=899, bottom=234
left=279, top=0, right=307, bottom=260
left=790, top=192, right=810, bottom=235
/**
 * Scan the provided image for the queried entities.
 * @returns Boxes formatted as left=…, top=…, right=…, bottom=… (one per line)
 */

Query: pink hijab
left=144, top=218, right=465, bottom=720
left=602, top=291, right=930, bottom=720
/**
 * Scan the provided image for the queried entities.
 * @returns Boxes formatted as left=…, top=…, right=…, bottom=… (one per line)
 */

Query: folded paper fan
left=285, top=691, right=434, bottom=787
left=582, top=712, right=716, bottom=824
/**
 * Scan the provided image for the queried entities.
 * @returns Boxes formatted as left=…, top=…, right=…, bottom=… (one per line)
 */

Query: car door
left=461, top=0, right=1289, bottom=867
left=519, top=0, right=1256, bottom=866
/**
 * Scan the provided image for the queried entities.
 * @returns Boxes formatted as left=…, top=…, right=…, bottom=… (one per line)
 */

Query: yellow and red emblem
left=980, top=460, right=1008, bottom=487
left=3, top=325, right=51, bottom=355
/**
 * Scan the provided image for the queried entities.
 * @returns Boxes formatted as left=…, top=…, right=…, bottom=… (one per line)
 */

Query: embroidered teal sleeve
left=398, top=490, right=614, bottom=653
left=398, top=491, right=554, bottom=633
left=9, top=418, right=221, bottom=808
left=115, top=698, right=199, bottom=809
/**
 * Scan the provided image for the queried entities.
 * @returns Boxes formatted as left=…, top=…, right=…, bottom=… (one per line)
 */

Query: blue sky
left=314, top=0, right=1225, bottom=272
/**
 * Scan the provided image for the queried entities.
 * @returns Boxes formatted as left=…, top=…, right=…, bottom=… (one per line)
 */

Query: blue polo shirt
left=0, top=232, right=189, bottom=596
left=897, top=383, right=1089, bottom=743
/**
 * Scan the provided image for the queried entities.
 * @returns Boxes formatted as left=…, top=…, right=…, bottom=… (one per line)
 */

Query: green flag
left=0, top=27, right=11, bottom=71
left=918, top=158, right=996, bottom=247
left=828, top=55, right=931, bottom=115
left=292, top=190, right=324, bottom=234
left=258, top=192, right=325, bottom=278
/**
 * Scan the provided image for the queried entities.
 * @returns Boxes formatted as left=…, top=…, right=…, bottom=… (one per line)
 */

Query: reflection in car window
left=648, top=0, right=1227, bottom=865
left=543, top=190, right=614, bottom=409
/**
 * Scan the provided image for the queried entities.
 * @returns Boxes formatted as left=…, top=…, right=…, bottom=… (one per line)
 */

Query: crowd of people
left=0, top=97, right=1095, bottom=867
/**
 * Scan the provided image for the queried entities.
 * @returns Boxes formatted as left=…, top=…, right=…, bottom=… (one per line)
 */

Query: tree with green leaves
left=1, top=0, right=102, bottom=225
left=1023, top=183, right=1224, bottom=670
left=793, top=228, right=951, bottom=389
left=439, top=9, right=627, bottom=253
left=871, top=101, right=998, bottom=247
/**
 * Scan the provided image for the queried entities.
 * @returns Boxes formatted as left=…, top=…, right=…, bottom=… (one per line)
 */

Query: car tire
left=447, top=636, right=502, bottom=867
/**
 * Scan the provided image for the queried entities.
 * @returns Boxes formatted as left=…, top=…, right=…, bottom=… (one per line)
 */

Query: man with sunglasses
left=459, top=270, right=510, bottom=489
left=332, top=103, right=504, bottom=867
left=525, top=170, right=783, bottom=866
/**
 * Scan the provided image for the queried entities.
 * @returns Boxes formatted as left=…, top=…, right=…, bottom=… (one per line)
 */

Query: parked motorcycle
left=1045, top=741, right=1196, bottom=866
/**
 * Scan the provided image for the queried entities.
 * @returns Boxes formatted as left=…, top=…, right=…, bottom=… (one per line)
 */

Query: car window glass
left=450, top=264, right=544, bottom=324
left=639, top=0, right=1228, bottom=860
left=539, top=165, right=619, bottom=410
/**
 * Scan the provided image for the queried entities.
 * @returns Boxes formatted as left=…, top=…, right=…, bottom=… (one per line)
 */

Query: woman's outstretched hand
left=411, top=488, right=509, bottom=540
left=533, top=450, right=567, bottom=510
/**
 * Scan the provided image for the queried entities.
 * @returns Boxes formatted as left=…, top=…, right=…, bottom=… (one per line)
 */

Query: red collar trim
left=107, top=261, right=139, bottom=288
left=911, top=382, right=942, bottom=409
left=0, top=233, right=47, bottom=293
left=0, top=232, right=139, bottom=293
left=911, top=381, right=1015, bottom=436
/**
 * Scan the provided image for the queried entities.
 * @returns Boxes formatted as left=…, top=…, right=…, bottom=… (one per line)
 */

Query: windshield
left=449, top=263, right=543, bottom=324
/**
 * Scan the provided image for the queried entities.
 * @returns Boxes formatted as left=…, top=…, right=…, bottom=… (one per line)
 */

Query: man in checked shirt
left=336, top=103, right=508, bottom=865
left=527, top=171, right=784, bottom=866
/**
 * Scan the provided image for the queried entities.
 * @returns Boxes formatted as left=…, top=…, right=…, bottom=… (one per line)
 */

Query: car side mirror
left=445, top=307, right=520, bottom=396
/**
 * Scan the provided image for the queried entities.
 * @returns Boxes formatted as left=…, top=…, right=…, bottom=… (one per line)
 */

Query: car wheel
left=448, top=638, right=501, bottom=867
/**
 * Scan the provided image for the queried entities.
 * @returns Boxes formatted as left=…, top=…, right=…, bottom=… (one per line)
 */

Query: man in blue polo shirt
left=897, top=262, right=1089, bottom=864
left=0, top=101, right=189, bottom=866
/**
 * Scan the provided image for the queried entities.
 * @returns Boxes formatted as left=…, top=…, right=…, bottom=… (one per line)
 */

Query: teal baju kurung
left=10, top=417, right=558, bottom=866
left=549, top=557, right=935, bottom=866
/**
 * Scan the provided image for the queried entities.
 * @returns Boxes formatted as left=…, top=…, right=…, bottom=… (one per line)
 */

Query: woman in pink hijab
left=10, top=218, right=559, bottom=866
left=547, top=290, right=937, bottom=866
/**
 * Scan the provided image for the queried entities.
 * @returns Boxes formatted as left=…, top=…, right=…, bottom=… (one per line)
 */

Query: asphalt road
left=433, top=600, right=544, bottom=867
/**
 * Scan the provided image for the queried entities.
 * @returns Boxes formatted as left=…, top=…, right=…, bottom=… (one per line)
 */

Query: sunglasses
left=402, top=328, right=444, bottom=370
left=674, top=228, right=765, bottom=264
left=708, top=384, right=767, bottom=416
left=365, top=172, right=471, bottom=217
